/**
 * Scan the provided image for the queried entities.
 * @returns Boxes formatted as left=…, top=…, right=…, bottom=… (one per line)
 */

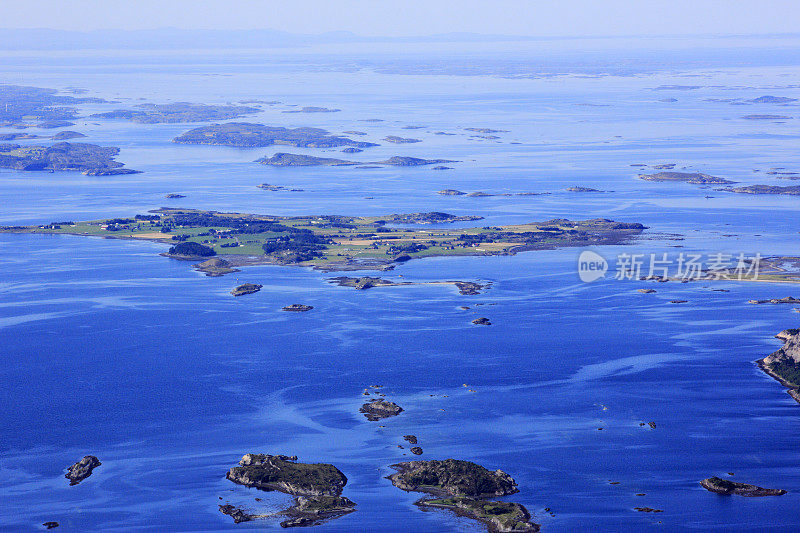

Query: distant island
left=257, top=153, right=456, bottom=167
left=718, top=184, right=800, bottom=196
left=0, top=141, right=140, bottom=174
left=1, top=208, right=646, bottom=275
left=173, top=122, right=377, bottom=148
left=90, top=102, right=260, bottom=123
left=639, top=172, right=736, bottom=184
left=283, top=106, right=340, bottom=113
left=0, top=84, right=104, bottom=127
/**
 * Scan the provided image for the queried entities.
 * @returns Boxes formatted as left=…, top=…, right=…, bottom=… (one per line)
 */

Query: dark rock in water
left=454, top=282, right=486, bottom=296
left=164, top=193, right=185, bottom=198
left=328, top=276, right=394, bottom=290
left=65, top=455, right=101, bottom=485
left=231, top=283, right=262, bottom=296
left=360, top=399, right=403, bottom=421
left=226, top=454, right=347, bottom=497
left=472, top=317, right=491, bottom=325
left=219, top=504, right=257, bottom=523
left=282, top=304, right=313, bottom=312
left=438, top=189, right=466, bottom=195
left=634, top=507, right=663, bottom=513
left=669, top=300, right=687, bottom=304
left=639, top=172, right=735, bottom=185
left=410, top=446, right=423, bottom=455
left=748, top=297, right=800, bottom=304
left=700, top=477, right=786, bottom=496
left=403, top=435, right=418, bottom=444
left=388, top=459, right=519, bottom=498
left=638, top=288, right=656, bottom=294
left=418, top=497, right=539, bottom=533
left=431, top=166, right=453, bottom=170
left=280, top=495, right=356, bottom=528
left=341, top=147, right=363, bottom=153
left=647, top=421, right=656, bottom=429
left=42, top=522, right=59, bottom=529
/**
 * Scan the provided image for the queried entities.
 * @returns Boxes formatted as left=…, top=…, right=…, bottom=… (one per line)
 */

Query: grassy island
left=0, top=208, right=645, bottom=274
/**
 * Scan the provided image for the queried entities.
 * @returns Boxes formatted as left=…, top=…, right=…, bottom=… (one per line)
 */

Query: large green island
left=0, top=208, right=646, bottom=274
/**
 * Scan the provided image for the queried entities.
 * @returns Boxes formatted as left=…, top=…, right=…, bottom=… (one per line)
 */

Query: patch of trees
left=168, top=241, right=216, bottom=256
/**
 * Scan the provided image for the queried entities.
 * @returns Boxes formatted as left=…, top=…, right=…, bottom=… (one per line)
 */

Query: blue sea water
left=1, top=40, right=800, bottom=531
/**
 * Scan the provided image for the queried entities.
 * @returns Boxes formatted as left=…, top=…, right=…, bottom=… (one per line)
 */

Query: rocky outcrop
left=219, top=504, right=259, bottom=523
left=230, top=283, right=262, bottom=296
left=748, top=297, right=800, bottom=305
left=360, top=399, right=403, bottom=421
left=223, top=455, right=355, bottom=527
left=282, top=304, right=314, bottom=312
left=193, top=257, right=239, bottom=277
left=65, top=455, right=101, bottom=485
left=758, top=328, right=800, bottom=402
left=418, top=498, right=538, bottom=533
left=226, top=454, right=347, bottom=497
left=280, top=496, right=356, bottom=527
left=472, top=318, right=492, bottom=325
left=388, top=459, right=518, bottom=498
left=42, top=522, right=59, bottom=529
left=700, top=477, right=786, bottom=496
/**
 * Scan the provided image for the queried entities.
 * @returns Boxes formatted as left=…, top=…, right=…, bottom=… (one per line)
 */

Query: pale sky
left=0, top=0, right=798, bottom=37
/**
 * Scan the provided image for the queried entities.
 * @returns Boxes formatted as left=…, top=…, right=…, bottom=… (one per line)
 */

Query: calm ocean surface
left=1, top=41, right=799, bottom=531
